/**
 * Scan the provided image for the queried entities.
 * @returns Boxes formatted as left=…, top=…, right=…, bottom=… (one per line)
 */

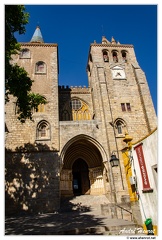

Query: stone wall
left=5, top=149, right=60, bottom=214
left=6, top=43, right=59, bottom=151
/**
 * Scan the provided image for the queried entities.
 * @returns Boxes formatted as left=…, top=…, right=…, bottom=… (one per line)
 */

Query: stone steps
left=5, top=195, right=145, bottom=235
left=59, top=195, right=145, bottom=235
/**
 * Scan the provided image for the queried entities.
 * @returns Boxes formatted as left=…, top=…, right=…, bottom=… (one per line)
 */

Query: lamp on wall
left=109, top=151, right=119, bottom=167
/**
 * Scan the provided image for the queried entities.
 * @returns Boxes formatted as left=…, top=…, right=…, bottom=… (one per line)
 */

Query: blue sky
left=15, top=4, right=157, bottom=113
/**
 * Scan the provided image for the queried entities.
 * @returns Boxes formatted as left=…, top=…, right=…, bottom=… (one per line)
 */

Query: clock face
left=111, top=66, right=126, bottom=79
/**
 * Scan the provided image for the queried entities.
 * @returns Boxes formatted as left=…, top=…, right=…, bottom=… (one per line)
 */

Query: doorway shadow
left=72, top=158, right=90, bottom=195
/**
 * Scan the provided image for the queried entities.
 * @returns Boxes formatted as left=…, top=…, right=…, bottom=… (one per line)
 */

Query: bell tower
left=85, top=36, right=157, bottom=204
left=87, top=36, right=157, bottom=151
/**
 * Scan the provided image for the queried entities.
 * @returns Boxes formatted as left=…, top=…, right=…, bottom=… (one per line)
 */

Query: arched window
left=117, top=122, right=123, bottom=134
left=60, top=98, right=91, bottom=121
left=35, top=61, right=46, bottom=74
left=114, top=119, right=127, bottom=136
left=36, top=120, right=50, bottom=140
left=121, top=51, right=127, bottom=62
left=112, top=51, right=118, bottom=62
left=71, top=98, right=91, bottom=121
left=20, top=48, right=30, bottom=58
left=103, top=50, right=109, bottom=62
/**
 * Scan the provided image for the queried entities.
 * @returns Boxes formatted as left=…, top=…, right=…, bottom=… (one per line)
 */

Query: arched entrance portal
left=60, top=135, right=107, bottom=197
left=72, top=159, right=90, bottom=195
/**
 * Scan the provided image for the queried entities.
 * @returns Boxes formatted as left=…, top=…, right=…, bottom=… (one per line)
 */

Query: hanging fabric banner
left=134, top=143, right=153, bottom=193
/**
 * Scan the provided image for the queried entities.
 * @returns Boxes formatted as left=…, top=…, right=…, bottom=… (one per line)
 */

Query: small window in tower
left=35, top=61, right=46, bottom=74
left=122, top=51, right=127, bottom=62
left=40, top=125, right=46, bottom=137
left=36, top=120, right=50, bottom=140
left=103, top=51, right=109, bottom=62
left=126, top=103, right=131, bottom=111
left=20, top=48, right=30, bottom=58
left=117, top=124, right=122, bottom=134
left=114, top=118, right=127, bottom=136
left=112, top=51, right=118, bottom=62
left=121, top=103, right=126, bottom=111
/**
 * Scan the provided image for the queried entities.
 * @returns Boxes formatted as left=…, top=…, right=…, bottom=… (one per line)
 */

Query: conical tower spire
left=30, top=26, right=44, bottom=43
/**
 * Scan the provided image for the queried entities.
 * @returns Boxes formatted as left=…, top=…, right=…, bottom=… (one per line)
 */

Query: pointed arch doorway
left=60, top=134, right=108, bottom=197
left=72, top=158, right=90, bottom=195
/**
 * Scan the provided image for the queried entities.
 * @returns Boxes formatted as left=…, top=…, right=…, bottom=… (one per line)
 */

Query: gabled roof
left=30, top=26, right=44, bottom=43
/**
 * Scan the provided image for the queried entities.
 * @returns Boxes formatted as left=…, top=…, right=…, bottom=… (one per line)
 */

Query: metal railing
left=116, top=204, right=133, bottom=221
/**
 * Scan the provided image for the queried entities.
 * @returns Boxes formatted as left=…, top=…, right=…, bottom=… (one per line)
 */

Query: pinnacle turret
left=111, top=36, right=116, bottom=44
left=102, top=36, right=110, bottom=44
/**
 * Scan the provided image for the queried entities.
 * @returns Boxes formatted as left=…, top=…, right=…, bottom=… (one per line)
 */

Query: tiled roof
left=30, top=26, right=44, bottom=43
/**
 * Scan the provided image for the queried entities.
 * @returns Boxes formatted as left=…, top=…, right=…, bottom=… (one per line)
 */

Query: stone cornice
left=20, top=42, right=58, bottom=47
left=90, top=43, right=134, bottom=48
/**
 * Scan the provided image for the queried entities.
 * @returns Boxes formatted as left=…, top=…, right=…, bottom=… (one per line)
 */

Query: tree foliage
left=5, top=5, right=46, bottom=122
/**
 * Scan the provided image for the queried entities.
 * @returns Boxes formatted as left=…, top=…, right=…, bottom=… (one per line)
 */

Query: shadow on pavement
left=5, top=197, right=107, bottom=235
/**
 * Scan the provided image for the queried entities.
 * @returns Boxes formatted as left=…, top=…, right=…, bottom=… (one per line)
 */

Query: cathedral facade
left=5, top=27, right=157, bottom=215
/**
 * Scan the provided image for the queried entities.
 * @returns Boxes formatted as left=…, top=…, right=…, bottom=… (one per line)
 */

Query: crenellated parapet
left=59, top=85, right=91, bottom=94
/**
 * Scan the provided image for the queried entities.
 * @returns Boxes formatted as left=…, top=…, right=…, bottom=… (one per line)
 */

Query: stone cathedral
left=5, top=26, right=157, bottom=215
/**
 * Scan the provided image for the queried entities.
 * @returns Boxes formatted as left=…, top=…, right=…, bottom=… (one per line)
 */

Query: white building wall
left=132, top=130, right=157, bottom=227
